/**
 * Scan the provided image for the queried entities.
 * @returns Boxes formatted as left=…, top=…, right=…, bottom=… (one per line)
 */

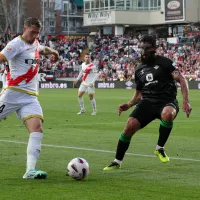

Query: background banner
left=165, top=0, right=185, bottom=22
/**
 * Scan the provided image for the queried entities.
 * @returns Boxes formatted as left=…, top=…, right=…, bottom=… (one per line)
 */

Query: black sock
left=115, top=133, right=132, bottom=161
left=158, top=120, right=173, bottom=147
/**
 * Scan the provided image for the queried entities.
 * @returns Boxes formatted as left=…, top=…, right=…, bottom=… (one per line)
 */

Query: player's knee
left=24, top=118, right=43, bottom=133
left=161, top=108, right=176, bottom=121
left=124, top=117, right=140, bottom=136
left=34, top=126, right=43, bottom=133
left=78, top=91, right=84, bottom=98
left=89, top=95, right=93, bottom=100
left=30, top=122, right=43, bottom=133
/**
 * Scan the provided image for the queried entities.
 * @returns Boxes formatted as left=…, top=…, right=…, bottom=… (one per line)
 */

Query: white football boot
left=91, top=110, right=97, bottom=116
left=23, top=169, right=47, bottom=179
left=77, top=109, right=86, bottom=115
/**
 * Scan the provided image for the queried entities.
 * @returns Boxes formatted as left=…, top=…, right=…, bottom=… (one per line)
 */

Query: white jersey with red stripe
left=0, top=36, right=43, bottom=96
left=80, top=62, right=98, bottom=85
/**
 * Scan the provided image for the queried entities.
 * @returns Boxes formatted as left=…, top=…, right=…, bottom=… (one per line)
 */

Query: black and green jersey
left=135, top=55, right=178, bottom=100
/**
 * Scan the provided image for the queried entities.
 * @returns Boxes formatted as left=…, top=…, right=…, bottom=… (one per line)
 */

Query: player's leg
left=0, top=102, right=19, bottom=121
left=0, top=90, right=21, bottom=120
left=77, top=84, right=86, bottom=115
left=103, top=117, right=141, bottom=170
left=88, top=87, right=96, bottom=115
left=17, top=98, right=47, bottom=179
left=1, top=72, right=7, bottom=94
left=104, top=99, right=156, bottom=170
left=154, top=101, right=179, bottom=163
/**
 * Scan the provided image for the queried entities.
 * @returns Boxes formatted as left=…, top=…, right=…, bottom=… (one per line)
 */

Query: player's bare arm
left=40, top=46, right=59, bottom=62
left=172, top=70, right=192, bottom=118
left=0, top=53, right=7, bottom=64
left=118, top=90, right=142, bottom=116
left=74, top=70, right=83, bottom=85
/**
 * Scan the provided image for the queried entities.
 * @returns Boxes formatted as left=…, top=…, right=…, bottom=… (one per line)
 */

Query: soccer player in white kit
left=74, top=54, right=99, bottom=115
left=0, top=17, right=59, bottom=179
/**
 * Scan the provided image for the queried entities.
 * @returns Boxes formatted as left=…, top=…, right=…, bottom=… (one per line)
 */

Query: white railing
left=84, top=0, right=161, bottom=13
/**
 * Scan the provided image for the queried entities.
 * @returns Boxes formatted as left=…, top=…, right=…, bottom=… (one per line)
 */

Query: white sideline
left=0, top=139, right=200, bottom=162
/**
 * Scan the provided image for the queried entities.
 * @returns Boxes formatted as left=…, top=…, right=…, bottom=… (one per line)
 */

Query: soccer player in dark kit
left=103, top=35, right=192, bottom=170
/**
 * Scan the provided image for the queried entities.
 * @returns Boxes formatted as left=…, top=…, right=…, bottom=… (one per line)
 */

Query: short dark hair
left=24, top=17, right=42, bottom=28
left=141, top=35, right=156, bottom=48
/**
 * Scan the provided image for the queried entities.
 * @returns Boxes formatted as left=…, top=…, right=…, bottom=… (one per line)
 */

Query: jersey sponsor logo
left=145, top=80, right=158, bottom=86
left=25, top=59, right=40, bottom=65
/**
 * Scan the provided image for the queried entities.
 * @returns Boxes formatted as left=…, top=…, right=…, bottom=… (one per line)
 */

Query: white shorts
left=0, top=89, right=43, bottom=122
left=79, top=83, right=95, bottom=94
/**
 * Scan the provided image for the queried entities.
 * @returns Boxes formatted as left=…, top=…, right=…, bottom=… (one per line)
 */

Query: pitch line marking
left=0, top=139, right=200, bottom=162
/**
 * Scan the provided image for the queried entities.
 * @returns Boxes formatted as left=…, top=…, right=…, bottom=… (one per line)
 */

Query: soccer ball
left=67, top=157, right=90, bottom=180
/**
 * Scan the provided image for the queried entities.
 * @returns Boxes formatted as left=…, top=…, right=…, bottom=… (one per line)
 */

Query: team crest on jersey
left=6, top=46, right=12, bottom=51
left=154, top=65, right=159, bottom=70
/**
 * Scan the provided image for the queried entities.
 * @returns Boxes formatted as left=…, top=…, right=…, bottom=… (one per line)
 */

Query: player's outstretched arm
left=172, top=70, right=192, bottom=118
left=118, top=90, right=142, bottom=116
left=74, top=70, right=83, bottom=85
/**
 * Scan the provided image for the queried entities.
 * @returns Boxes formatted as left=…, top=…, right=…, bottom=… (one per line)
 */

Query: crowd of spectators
left=40, top=33, right=200, bottom=82
left=89, top=34, right=200, bottom=81
left=0, top=33, right=200, bottom=81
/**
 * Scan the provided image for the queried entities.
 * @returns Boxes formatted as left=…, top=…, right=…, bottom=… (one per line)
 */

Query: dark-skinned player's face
left=140, top=42, right=156, bottom=64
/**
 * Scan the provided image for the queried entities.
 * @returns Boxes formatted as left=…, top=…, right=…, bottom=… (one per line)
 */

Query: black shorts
left=129, top=98, right=179, bottom=128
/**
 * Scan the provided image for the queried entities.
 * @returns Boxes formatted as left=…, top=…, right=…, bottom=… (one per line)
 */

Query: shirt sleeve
left=38, top=43, right=44, bottom=52
left=135, top=70, right=142, bottom=91
left=0, top=40, right=20, bottom=61
left=76, top=69, right=83, bottom=81
left=167, top=59, right=178, bottom=73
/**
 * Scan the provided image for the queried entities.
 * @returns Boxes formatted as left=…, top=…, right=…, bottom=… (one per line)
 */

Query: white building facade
left=83, top=0, right=200, bottom=37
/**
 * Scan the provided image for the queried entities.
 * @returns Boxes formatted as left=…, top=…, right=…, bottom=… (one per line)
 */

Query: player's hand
left=88, top=83, right=94, bottom=87
left=118, top=103, right=130, bottom=116
left=50, top=51, right=59, bottom=63
left=182, top=102, right=192, bottom=118
left=74, top=80, right=78, bottom=85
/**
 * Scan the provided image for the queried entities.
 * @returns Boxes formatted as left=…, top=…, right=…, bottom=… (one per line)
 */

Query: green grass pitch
left=0, top=89, right=200, bottom=200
